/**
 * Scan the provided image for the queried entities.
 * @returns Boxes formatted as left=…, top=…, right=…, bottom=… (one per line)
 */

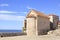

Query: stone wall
left=49, top=15, right=59, bottom=30
left=53, top=16, right=59, bottom=29
left=26, top=18, right=37, bottom=36
left=37, top=16, right=50, bottom=35
left=58, top=24, right=60, bottom=28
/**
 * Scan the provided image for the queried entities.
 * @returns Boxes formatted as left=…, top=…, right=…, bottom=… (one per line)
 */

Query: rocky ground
left=0, top=35, right=60, bottom=40
left=0, top=29, right=60, bottom=40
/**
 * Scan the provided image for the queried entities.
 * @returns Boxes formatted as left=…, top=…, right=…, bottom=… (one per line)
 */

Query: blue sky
left=0, top=0, right=60, bottom=30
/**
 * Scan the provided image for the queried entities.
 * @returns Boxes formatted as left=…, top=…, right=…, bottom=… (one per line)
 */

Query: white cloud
left=0, top=14, right=25, bottom=21
left=0, top=10, right=27, bottom=14
left=0, top=4, right=9, bottom=6
left=19, top=12, right=27, bottom=14
left=0, top=10, right=17, bottom=13
left=27, top=6, right=36, bottom=10
left=27, top=6, right=33, bottom=9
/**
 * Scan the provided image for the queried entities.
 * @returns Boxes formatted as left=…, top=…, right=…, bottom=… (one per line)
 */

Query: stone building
left=48, top=14, right=59, bottom=30
left=58, top=21, right=60, bottom=28
left=24, top=9, right=50, bottom=36
left=23, top=9, right=59, bottom=36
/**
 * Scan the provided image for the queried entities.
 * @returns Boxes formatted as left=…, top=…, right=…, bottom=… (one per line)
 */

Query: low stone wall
left=0, top=32, right=26, bottom=37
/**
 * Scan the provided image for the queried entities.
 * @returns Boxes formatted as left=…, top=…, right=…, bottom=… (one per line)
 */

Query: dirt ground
left=0, top=35, right=60, bottom=40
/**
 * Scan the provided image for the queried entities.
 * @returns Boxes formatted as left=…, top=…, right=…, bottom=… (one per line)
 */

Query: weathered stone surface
left=48, top=29, right=60, bottom=36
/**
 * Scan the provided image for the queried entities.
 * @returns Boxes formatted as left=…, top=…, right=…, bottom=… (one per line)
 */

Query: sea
left=0, top=30, right=22, bottom=33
